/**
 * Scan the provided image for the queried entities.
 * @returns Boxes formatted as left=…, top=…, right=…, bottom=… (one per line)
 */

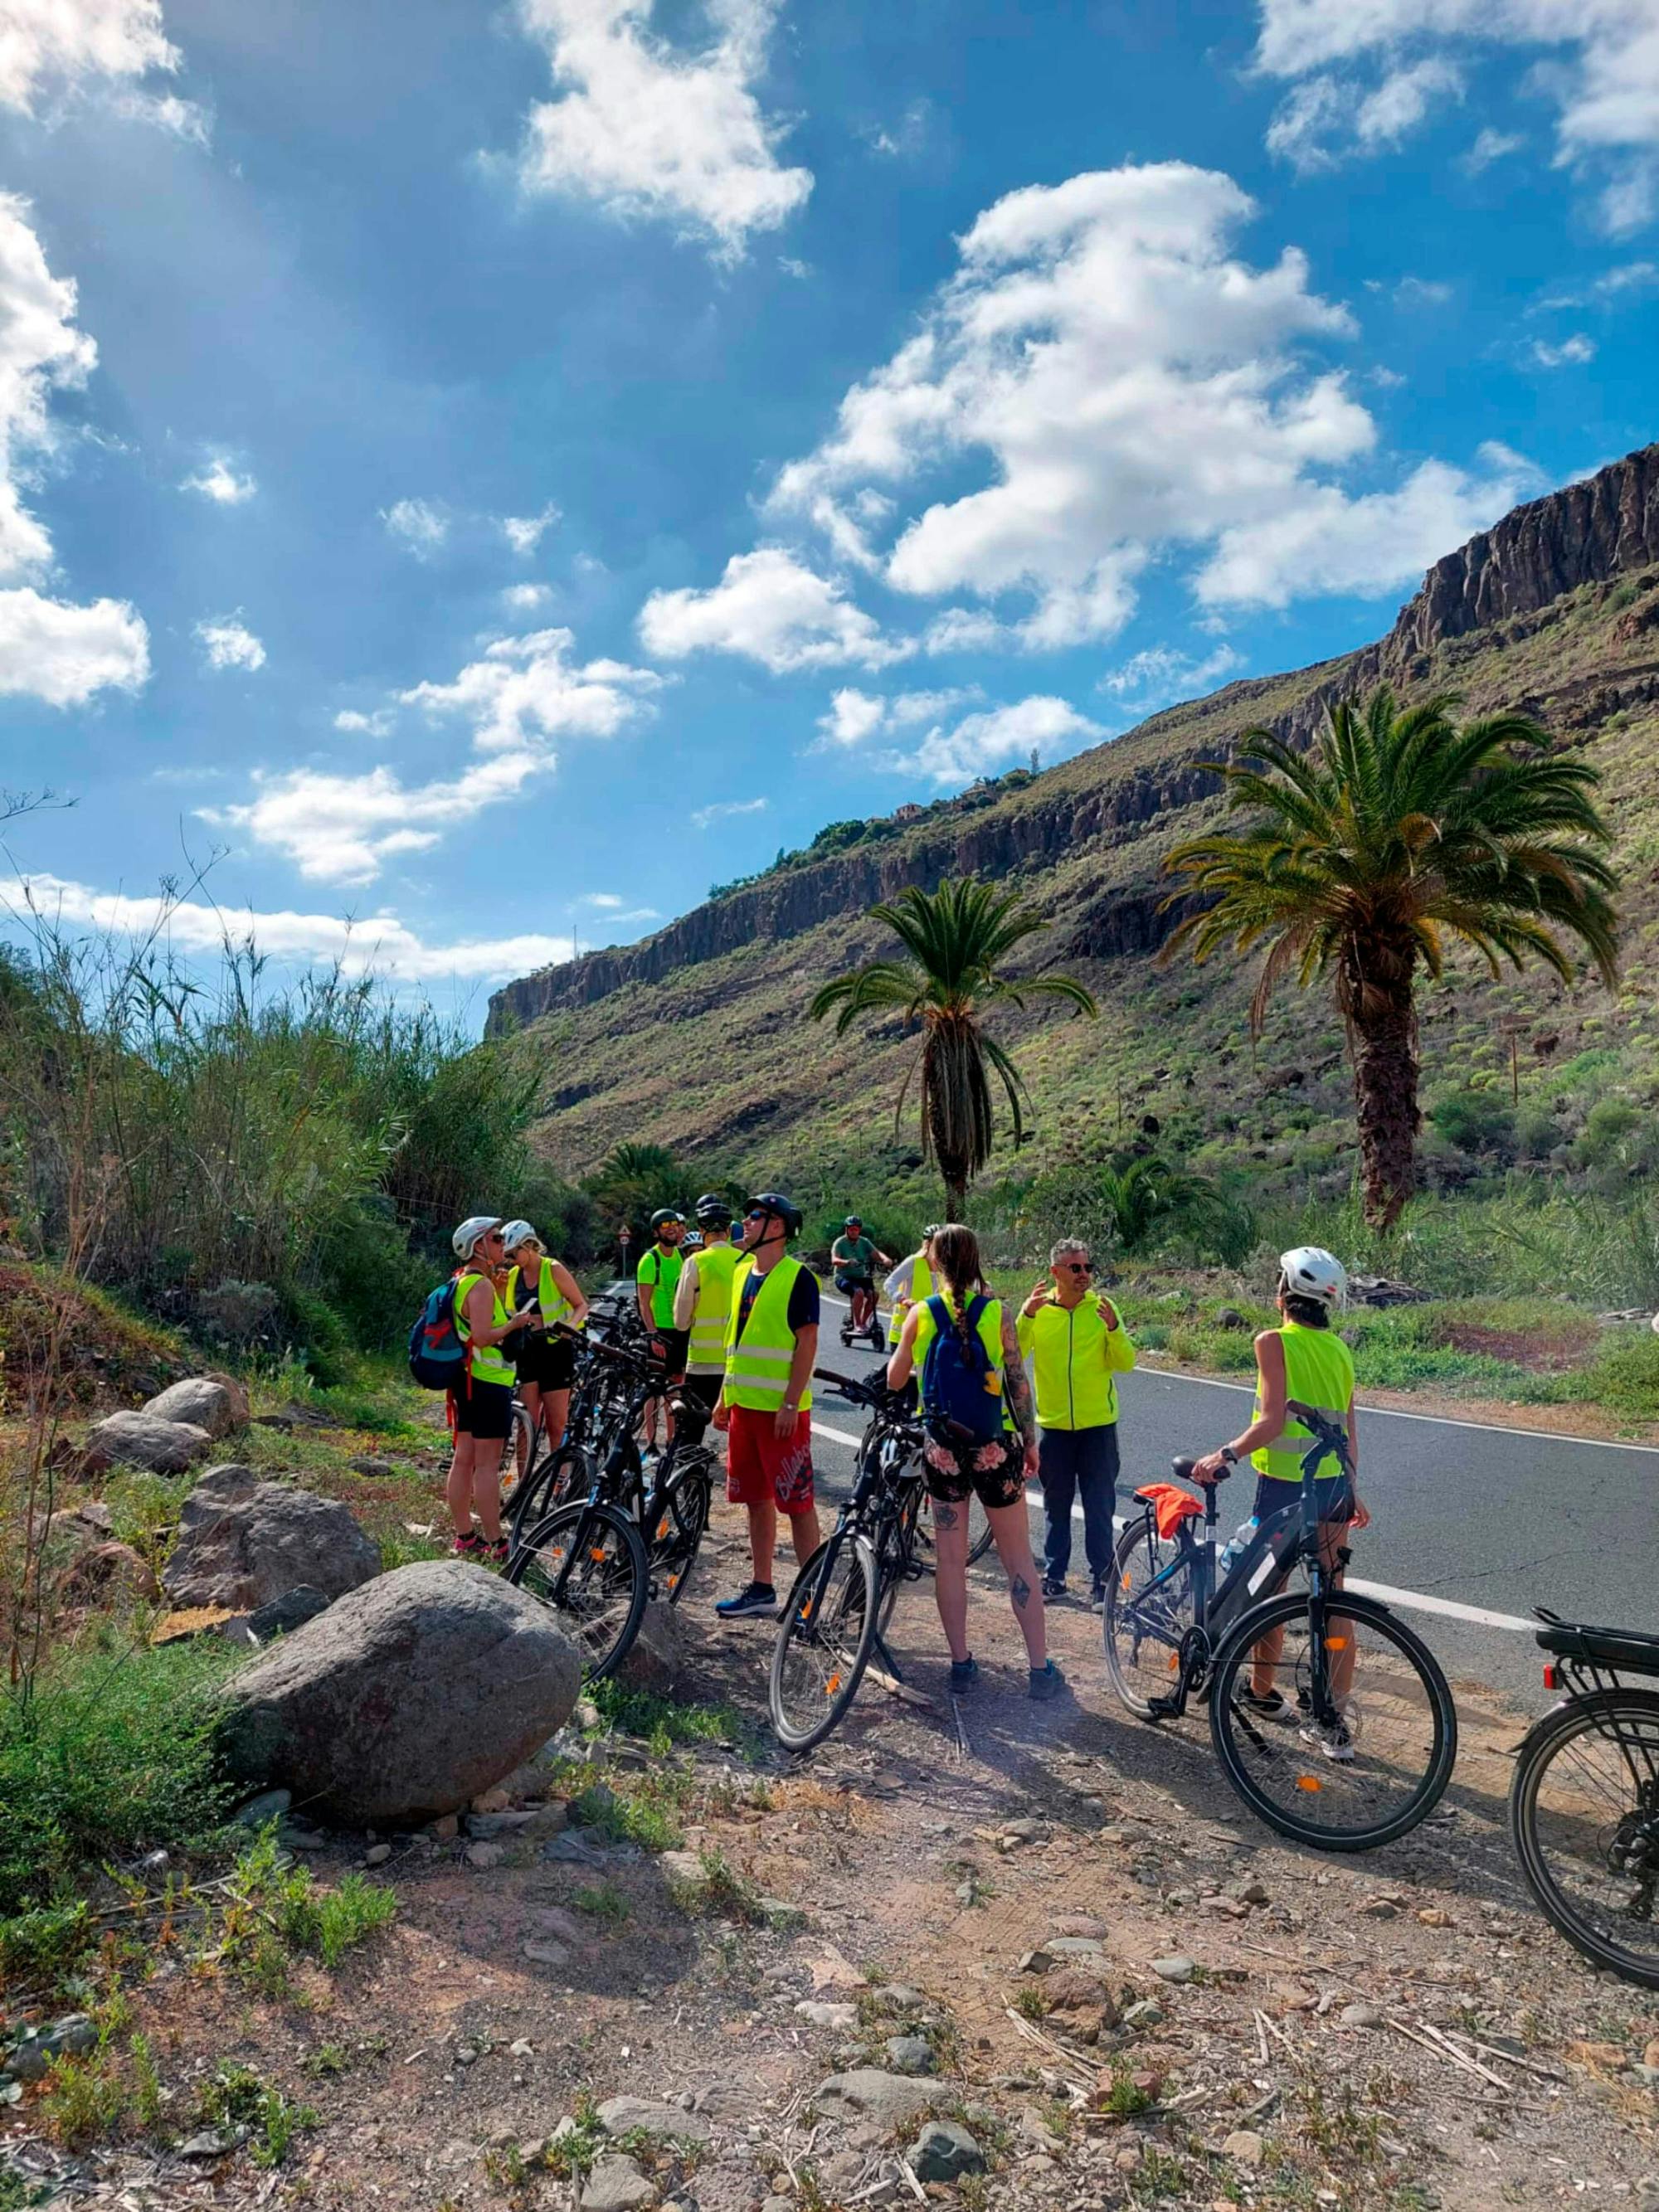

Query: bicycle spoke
left=513, top=1505, right=645, bottom=1679
left=1520, top=1696, right=1659, bottom=1982
left=1104, top=1518, right=1197, bottom=1719
left=771, top=1539, right=878, bottom=1752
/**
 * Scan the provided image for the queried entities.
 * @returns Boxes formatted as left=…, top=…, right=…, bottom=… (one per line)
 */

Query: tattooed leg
left=987, top=1499, right=1046, bottom=1666
left=933, top=1500, right=960, bottom=1530
left=930, top=1493, right=971, bottom=1662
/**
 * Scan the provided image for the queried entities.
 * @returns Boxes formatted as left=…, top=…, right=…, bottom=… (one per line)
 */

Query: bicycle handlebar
left=815, top=1365, right=904, bottom=1411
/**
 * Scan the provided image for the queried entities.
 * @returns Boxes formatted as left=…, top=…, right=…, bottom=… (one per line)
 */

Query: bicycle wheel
left=874, top=1483, right=922, bottom=1637
left=769, top=1533, right=879, bottom=1753
left=499, top=1403, right=535, bottom=1515
left=1209, top=1590, right=1457, bottom=1850
left=649, top=1467, right=710, bottom=1606
left=508, top=1500, right=649, bottom=1683
left=1510, top=1688, right=1659, bottom=1989
left=1103, top=1512, right=1199, bottom=1720
left=966, top=1491, right=996, bottom=1567
left=509, top=1442, right=589, bottom=1543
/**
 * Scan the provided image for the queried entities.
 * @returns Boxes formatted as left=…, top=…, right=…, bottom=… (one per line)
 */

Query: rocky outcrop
left=81, top=1409, right=214, bottom=1476
left=144, top=1374, right=250, bottom=1439
left=163, top=1464, right=381, bottom=1612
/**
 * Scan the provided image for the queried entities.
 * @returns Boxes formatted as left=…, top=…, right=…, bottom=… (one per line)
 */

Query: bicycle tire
left=508, top=1499, right=649, bottom=1684
left=499, top=1403, right=536, bottom=1515
left=966, top=1492, right=996, bottom=1567
left=649, top=1467, right=711, bottom=1607
left=769, top=1533, right=879, bottom=1753
left=875, top=1482, right=923, bottom=1637
left=1103, top=1511, right=1199, bottom=1721
left=1510, top=1687, right=1659, bottom=1990
left=509, top=1441, right=589, bottom=1543
left=1209, top=1589, right=1457, bottom=1850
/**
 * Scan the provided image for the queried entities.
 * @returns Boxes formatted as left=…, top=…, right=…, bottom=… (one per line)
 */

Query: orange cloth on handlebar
left=1133, top=1482, right=1204, bottom=1539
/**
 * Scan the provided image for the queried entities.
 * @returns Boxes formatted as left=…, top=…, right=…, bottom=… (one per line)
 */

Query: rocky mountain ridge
left=489, top=443, right=1659, bottom=1038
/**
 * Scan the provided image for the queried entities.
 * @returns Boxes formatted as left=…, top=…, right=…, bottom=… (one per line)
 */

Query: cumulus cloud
left=1462, top=124, right=1525, bottom=171
left=334, top=707, right=396, bottom=737
left=894, top=696, right=1102, bottom=787
left=639, top=547, right=909, bottom=672
left=765, top=162, right=1518, bottom=644
left=180, top=454, right=255, bottom=504
left=195, top=614, right=265, bottom=672
left=512, top=0, right=811, bottom=260
left=1532, top=331, right=1598, bottom=365
left=1, top=871, right=576, bottom=984
left=0, top=0, right=180, bottom=116
left=0, top=197, right=149, bottom=702
left=689, top=795, right=768, bottom=829
left=502, top=503, right=559, bottom=556
left=382, top=497, right=449, bottom=556
left=503, top=581, right=554, bottom=614
left=1254, top=2, right=1659, bottom=230
left=401, top=626, right=664, bottom=751
left=815, top=685, right=980, bottom=748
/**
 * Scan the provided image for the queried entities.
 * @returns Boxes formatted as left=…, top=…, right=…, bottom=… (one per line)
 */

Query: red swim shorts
left=726, top=1405, right=815, bottom=1514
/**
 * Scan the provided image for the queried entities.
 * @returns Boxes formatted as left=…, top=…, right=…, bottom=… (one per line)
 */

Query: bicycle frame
left=807, top=1393, right=926, bottom=1681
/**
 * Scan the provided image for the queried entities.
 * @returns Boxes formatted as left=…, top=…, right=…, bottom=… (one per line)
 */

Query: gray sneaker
left=1029, top=1659, right=1066, bottom=1702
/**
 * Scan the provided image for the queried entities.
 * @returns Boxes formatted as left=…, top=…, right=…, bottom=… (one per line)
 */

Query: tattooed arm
left=1000, top=1308, right=1037, bottom=1451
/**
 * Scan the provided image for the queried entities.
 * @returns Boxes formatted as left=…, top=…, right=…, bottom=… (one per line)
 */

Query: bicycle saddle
left=1534, top=1611, right=1659, bottom=1676
left=1170, top=1454, right=1227, bottom=1484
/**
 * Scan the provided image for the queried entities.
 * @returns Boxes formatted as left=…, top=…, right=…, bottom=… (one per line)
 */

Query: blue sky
left=0, top=0, right=1655, bottom=1019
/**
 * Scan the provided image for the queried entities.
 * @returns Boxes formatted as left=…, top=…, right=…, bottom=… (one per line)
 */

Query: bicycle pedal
left=1146, top=1694, right=1180, bottom=1719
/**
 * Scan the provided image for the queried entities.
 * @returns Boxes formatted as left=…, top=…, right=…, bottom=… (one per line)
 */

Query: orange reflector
left=657, top=1519, right=670, bottom=1539
left=1544, top=1664, right=1559, bottom=1690
left=590, top=1548, right=607, bottom=1561
left=1326, top=1636, right=1349, bottom=1651
left=1168, top=1654, right=1180, bottom=1671
left=1121, top=1575, right=1132, bottom=1590
left=1295, top=1775, right=1322, bottom=1792
left=826, top=1673, right=842, bottom=1695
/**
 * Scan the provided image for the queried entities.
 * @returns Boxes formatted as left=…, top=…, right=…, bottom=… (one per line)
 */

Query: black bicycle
left=1510, top=1612, right=1659, bottom=1988
left=768, top=1368, right=933, bottom=1752
left=1103, top=1403, right=1457, bottom=1850
left=815, top=1368, right=997, bottom=1570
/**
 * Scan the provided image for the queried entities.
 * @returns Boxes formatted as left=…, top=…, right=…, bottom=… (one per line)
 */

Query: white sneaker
left=1299, top=1717, right=1355, bottom=1762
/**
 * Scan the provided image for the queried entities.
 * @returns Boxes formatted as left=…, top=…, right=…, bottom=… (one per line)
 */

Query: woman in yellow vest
left=1191, top=1247, right=1370, bottom=1762
left=445, top=1215, right=529, bottom=1563
left=1017, top=1237, right=1137, bottom=1609
left=883, top=1227, right=941, bottom=1348
left=500, top=1220, right=589, bottom=1466
left=888, top=1223, right=1063, bottom=1702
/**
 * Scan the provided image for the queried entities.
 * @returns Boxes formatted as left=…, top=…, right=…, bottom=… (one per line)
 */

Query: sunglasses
left=1058, top=1262, right=1092, bottom=1274
left=744, top=1207, right=768, bottom=1219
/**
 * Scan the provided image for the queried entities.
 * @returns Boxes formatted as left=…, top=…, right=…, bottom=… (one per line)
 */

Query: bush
left=1431, top=1090, right=1515, bottom=1156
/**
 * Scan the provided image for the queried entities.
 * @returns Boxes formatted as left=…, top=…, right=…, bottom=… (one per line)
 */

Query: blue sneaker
left=948, top=1655, right=979, bottom=1691
left=1029, top=1659, right=1067, bottom=1703
left=715, top=1581, right=777, bottom=1621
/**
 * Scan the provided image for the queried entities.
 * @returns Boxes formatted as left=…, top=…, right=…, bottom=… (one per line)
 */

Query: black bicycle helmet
left=693, top=1192, right=733, bottom=1225
left=843, top=1214, right=863, bottom=1228
left=649, top=1207, right=685, bottom=1231
left=747, top=1191, right=803, bottom=1238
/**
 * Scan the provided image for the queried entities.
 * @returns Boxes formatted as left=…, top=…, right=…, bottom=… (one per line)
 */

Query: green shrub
left=1584, top=1330, right=1659, bottom=1421
left=1431, top=1091, right=1515, bottom=1156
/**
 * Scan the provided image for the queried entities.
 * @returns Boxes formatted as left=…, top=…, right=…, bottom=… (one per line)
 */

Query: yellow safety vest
left=888, top=1251, right=934, bottom=1346
left=1252, top=1322, right=1354, bottom=1482
left=453, top=1271, right=514, bottom=1388
left=724, top=1255, right=814, bottom=1413
left=506, top=1257, right=577, bottom=1334
left=1017, top=1295, right=1136, bottom=1431
left=687, top=1241, right=739, bottom=1373
left=912, top=1293, right=1011, bottom=1432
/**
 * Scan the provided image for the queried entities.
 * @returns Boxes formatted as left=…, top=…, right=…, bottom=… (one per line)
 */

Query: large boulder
left=616, top=1598, right=686, bottom=1697
left=216, top=1562, right=583, bottom=1826
left=81, top=1410, right=213, bottom=1476
left=162, top=1465, right=380, bottom=1611
left=144, top=1374, right=250, bottom=1440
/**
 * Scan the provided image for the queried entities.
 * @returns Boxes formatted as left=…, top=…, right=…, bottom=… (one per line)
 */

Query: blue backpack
left=408, top=1277, right=467, bottom=1390
left=920, top=1294, right=1005, bottom=1445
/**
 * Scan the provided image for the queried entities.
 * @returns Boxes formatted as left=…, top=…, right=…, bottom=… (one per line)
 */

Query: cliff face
left=487, top=443, right=1659, bottom=1036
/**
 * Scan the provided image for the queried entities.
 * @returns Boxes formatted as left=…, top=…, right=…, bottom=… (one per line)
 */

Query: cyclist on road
left=636, top=1206, right=687, bottom=1451
left=445, top=1216, right=531, bottom=1563
left=673, top=1194, right=741, bottom=1413
left=831, top=1215, right=890, bottom=1339
left=712, top=1192, right=821, bottom=1621
left=501, top=1219, right=589, bottom=1467
left=1190, top=1246, right=1368, bottom=1761
left=887, top=1222, right=1063, bottom=1702
left=883, top=1226, right=941, bottom=1348
left=1018, top=1237, right=1136, bottom=1611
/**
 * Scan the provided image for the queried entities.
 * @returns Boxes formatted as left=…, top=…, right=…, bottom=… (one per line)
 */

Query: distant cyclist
left=883, top=1225, right=941, bottom=1348
left=500, top=1219, right=589, bottom=1465
left=830, top=1215, right=890, bottom=1339
left=1190, top=1246, right=1369, bottom=1761
left=674, top=1194, right=741, bottom=1413
left=636, top=1207, right=687, bottom=1451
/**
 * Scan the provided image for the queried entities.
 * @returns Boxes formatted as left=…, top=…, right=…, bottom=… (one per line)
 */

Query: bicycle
left=816, top=1369, right=996, bottom=1570
left=768, top=1367, right=932, bottom=1752
left=1103, top=1401, right=1457, bottom=1850
left=1509, top=1610, right=1659, bottom=1988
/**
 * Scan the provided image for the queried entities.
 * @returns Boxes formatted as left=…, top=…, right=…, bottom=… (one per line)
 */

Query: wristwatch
left=1219, top=1446, right=1238, bottom=1466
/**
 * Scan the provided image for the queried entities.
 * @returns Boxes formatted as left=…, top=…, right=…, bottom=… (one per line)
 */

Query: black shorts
left=678, top=1371, right=723, bottom=1412
left=834, top=1272, right=873, bottom=1296
left=651, top=1327, right=690, bottom=1374
left=450, top=1379, right=514, bottom=1441
left=515, top=1332, right=577, bottom=1392
left=922, top=1432, right=1026, bottom=1511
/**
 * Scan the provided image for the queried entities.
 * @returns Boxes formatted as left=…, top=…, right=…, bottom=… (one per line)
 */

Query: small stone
left=231, top=1787, right=293, bottom=1828
left=179, top=2127, right=250, bottom=2158
left=885, top=2035, right=935, bottom=2077
left=908, top=2119, right=984, bottom=2184
left=1019, top=1947, right=1053, bottom=1975
left=1416, top=1907, right=1452, bottom=1928
left=466, top=1841, right=505, bottom=1870
left=1223, top=2130, right=1265, bottom=2166
left=431, top=1814, right=459, bottom=1840
left=1151, top=1955, right=1195, bottom=1984
left=1045, top=1935, right=1107, bottom=1958
left=1121, top=2001, right=1165, bottom=2030
left=365, top=1843, right=392, bottom=1866
left=581, top=2153, right=658, bottom=2212
left=522, top=1939, right=571, bottom=1966
left=1228, top=1879, right=1270, bottom=1906
left=595, top=2097, right=711, bottom=2142
left=795, top=2001, right=859, bottom=2032
left=1341, top=2002, right=1384, bottom=2029
left=815, top=2069, right=937, bottom=2131
left=472, top=1787, right=512, bottom=1814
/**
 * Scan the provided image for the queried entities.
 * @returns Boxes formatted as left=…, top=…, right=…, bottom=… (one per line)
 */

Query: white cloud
left=401, top=626, right=663, bottom=752
left=1, top=871, right=576, bottom=984
left=0, top=588, right=148, bottom=704
left=1532, top=331, right=1598, bottom=365
left=382, top=497, right=449, bottom=556
left=1255, top=2, right=1659, bottom=229
left=864, top=99, right=932, bottom=159
left=689, top=795, right=769, bottom=829
left=503, top=581, right=554, bottom=614
left=502, top=503, right=559, bottom=556
left=767, top=162, right=1511, bottom=642
left=1393, top=275, right=1452, bottom=306
left=0, top=0, right=179, bottom=116
left=512, top=0, right=812, bottom=260
left=895, top=696, right=1102, bottom=787
left=1098, top=644, right=1243, bottom=704
left=815, top=685, right=980, bottom=749
left=639, top=547, right=909, bottom=672
left=1462, top=124, right=1525, bottom=170
left=334, top=707, right=396, bottom=737
left=180, top=455, right=255, bottom=504
left=195, top=613, right=265, bottom=672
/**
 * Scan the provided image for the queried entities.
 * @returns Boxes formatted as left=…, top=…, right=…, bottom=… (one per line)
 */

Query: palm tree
left=1097, top=1155, right=1253, bottom=1263
left=1162, top=687, right=1618, bottom=1230
left=584, top=1141, right=684, bottom=1228
left=810, top=878, right=1097, bottom=1216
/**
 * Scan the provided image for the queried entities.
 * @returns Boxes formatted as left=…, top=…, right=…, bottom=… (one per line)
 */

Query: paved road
left=811, top=1292, right=1659, bottom=1709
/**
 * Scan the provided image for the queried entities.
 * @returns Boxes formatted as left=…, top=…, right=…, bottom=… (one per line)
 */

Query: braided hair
left=928, top=1223, right=991, bottom=1362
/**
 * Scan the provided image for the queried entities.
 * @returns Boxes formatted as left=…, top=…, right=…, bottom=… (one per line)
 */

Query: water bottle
left=1216, top=1515, right=1259, bottom=1580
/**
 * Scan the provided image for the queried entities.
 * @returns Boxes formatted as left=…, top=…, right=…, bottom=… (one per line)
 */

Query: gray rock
left=596, top=2096, right=711, bottom=2142
left=364, top=1842, right=392, bottom=1866
left=245, top=1587, right=332, bottom=1641
left=82, top=1409, right=213, bottom=1477
left=1223, top=2129, right=1265, bottom=2166
left=1151, top=1955, right=1195, bottom=1983
left=617, top=1597, right=686, bottom=1696
left=1046, top=1935, right=1107, bottom=1959
left=7, top=2015, right=97, bottom=2083
left=231, top=1788, right=292, bottom=1828
left=1121, top=2001, right=1165, bottom=2030
left=908, top=2120, right=984, bottom=2184
left=178, top=2125, right=250, bottom=2159
left=466, top=1841, right=505, bottom=1869
left=581, top=2154, right=657, bottom=2212
left=216, top=1561, right=581, bottom=1826
left=163, top=1466, right=380, bottom=1612
left=1341, top=2002, right=1385, bottom=2029
left=522, top=1938, right=571, bottom=1966
left=815, top=2069, right=937, bottom=2132
left=144, top=1375, right=250, bottom=1439
left=796, top=2001, right=859, bottom=2032
left=884, top=2035, right=935, bottom=2076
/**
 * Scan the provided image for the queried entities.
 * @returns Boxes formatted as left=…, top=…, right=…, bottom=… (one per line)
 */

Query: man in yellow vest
left=672, top=1194, right=740, bottom=1413
left=1018, top=1237, right=1137, bottom=1610
left=883, top=1226, right=941, bottom=1348
left=711, top=1191, right=821, bottom=1620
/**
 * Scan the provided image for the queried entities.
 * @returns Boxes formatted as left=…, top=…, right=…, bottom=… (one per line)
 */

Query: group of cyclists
left=436, top=1189, right=1367, bottom=1761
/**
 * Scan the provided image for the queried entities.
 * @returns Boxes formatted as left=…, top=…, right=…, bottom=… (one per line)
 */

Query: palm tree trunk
left=1341, top=946, right=1421, bottom=1231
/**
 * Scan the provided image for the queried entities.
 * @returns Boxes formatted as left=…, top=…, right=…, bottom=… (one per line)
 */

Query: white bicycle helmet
left=499, top=1219, right=539, bottom=1253
left=1277, top=1246, right=1348, bottom=1310
left=452, top=1215, right=503, bottom=1262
